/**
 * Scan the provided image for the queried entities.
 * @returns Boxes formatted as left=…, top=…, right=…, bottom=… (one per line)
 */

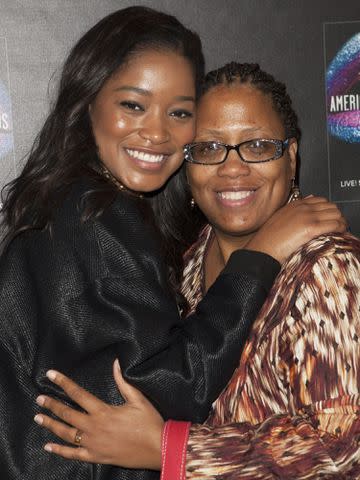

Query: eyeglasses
left=184, top=138, right=290, bottom=165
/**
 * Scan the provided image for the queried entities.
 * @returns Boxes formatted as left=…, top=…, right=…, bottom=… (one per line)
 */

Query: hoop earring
left=190, top=198, right=196, bottom=209
left=287, top=178, right=302, bottom=203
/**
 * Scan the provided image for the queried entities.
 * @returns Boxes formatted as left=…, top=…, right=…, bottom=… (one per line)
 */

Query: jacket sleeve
left=167, top=234, right=360, bottom=479
left=181, top=407, right=360, bottom=479
left=70, top=196, right=280, bottom=422
left=0, top=190, right=280, bottom=479
left=0, top=340, right=95, bottom=479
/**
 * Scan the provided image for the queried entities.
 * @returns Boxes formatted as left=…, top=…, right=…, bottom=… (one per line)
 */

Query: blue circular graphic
left=326, top=33, right=360, bottom=143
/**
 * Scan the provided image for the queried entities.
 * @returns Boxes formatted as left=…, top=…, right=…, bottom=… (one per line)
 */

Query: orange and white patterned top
left=181, top=228, right=360, bottom=479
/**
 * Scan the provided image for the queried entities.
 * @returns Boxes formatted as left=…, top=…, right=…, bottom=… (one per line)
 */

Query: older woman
left=33, top=63, right=358, bottom=478
left=1, top=7, right=341, bottom=479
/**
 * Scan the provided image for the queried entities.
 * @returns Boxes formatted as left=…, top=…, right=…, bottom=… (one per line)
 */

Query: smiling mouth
left=218, top=190, right=255, bottom=201
left=126, top=148, right=167, bottom=163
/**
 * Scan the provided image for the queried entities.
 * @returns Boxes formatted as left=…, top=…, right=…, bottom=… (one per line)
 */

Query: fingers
left=314, top=218, right=347, bottom=235
left=43, top=443, right=92, bottom=462
left=302, top=195, right=328, bottom=204
left=46, top=370, right=104, bottom=413
left=300, top=197, right=339, bottom=210
left=294, top=197, right=346, bottom=226
left=34, top=413, right=80, bottom=446
left=113, top=359, right=148, bottom=404
left=36, top=394, right=87, bottom=430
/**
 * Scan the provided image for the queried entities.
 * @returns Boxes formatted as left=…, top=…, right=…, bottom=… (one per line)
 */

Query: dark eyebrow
left=113, top=86, right=195, bottom=103
left=198, top=126, right=267, bottom=136
left=174, top=96, right=195, bottom=103
left=113, top=86, right=151, bottom=96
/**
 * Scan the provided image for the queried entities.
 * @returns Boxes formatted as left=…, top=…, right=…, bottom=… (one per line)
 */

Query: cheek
left=91, top=107, right=132, bottom=141
left=189, top=176, right=214, bottom=208
left=116, top=119, right=126, bottom=129
left=260, top=162, right=292, bottom=193
left=259, top=168, right=292, bottom=214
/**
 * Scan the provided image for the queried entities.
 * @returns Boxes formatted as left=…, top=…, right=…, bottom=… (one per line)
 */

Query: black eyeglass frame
left=184, top=138, right=291, bottom=165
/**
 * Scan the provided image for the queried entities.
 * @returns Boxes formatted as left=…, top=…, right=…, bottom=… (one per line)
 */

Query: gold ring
left=74, top=429, right=82, bottom=447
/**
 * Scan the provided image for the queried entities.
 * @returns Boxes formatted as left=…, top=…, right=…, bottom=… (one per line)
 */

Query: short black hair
left=202, top=62, right=301, bottom=141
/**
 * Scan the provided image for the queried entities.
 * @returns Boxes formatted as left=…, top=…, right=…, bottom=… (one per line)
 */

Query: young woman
left=0, top=8, right=342, bottom=480
left=35, top=63, right=360, bottom=479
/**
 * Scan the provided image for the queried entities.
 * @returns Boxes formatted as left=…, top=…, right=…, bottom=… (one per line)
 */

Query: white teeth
left=218, top=191, right=254, bottom=200
left=126, top=149, right=165, bottom=163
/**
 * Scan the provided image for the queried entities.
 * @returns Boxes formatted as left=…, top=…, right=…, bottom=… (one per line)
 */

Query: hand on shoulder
left=245, top=196, right=347, bottom=264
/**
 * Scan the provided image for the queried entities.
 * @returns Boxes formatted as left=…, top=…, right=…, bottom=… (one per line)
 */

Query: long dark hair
left=1, top=6, right=204, bottom=298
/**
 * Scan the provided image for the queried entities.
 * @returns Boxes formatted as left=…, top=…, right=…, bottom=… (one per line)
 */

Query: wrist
left=245, top=239, right=283, bottom=264
left=148, top=420, right=163, bottom=470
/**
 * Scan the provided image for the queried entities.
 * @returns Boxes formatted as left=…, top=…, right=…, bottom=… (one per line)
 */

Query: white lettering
left=0, top=113, right=9, bottom=130
left=330, top=96, right=336, bottom=112
left=336, top=96, right=344, bottom=111
left=330, top=94, right=360, bottom=113
left=340, top=179, right=358, bottom=188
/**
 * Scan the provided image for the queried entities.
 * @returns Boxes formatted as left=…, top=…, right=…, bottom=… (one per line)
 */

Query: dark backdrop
left=0, top=0, right=359, bottom=233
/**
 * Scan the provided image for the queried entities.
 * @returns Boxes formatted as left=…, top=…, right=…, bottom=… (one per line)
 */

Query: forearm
left=162, top=409, right=360, bottom=480
left=122, top=250, right=280, bottom=422
left=64, top=202, right=280, bottom=423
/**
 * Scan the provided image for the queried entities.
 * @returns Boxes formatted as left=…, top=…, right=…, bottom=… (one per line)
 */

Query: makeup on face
left=90, top=49, right=196, bottom=193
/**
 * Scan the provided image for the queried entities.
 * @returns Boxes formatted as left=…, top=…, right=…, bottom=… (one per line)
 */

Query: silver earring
left=190, top=198, right=196, bottom=209
left=287, top=178, right=302, bottom=203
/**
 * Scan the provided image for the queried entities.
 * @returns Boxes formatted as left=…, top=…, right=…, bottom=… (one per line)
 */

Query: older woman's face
left=90, top=49, right=196, bottom=192
left=187, top=84, right=297, bottom=237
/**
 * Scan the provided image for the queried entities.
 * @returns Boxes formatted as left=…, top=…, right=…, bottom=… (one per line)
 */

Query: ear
left=288, top=138, right=298, bottom=179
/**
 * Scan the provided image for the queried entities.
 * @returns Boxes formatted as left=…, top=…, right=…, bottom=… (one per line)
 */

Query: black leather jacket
left=0, top=179, right=279, bottom=479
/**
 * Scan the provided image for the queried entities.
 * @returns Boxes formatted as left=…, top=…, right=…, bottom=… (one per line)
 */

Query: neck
left=213, top=228, right=254, bottom=264
left=204, top=227, right=254, bottom=291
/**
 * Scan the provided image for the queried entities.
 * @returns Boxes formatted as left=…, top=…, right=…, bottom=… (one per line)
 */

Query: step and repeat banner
left=0, top=37, right=15, bottom=196
left=0, top=0, right=359, bottom=233
left=324, top=21, right=360, bottom=207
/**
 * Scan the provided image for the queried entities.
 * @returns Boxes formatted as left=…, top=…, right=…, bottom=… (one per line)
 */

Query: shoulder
left=51, top=177, right=148, bottom=241
left=280, top=233, right=360, bottom=286
left=295, top=232, right=360, bottom=261
left=254, top=233, right=360, bottom=338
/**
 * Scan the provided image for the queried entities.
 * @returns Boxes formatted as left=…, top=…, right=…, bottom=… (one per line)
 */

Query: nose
left=139, top=111, right=170, bottom=145
left=217, top=149, right=251, bottom=178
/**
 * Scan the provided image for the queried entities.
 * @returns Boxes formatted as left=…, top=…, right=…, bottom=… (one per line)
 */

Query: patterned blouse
left=181, top=227, right=360, bottom=479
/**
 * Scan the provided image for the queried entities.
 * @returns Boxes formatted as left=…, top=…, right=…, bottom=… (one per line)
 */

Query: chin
left=123, top=177, right=165, bottom=193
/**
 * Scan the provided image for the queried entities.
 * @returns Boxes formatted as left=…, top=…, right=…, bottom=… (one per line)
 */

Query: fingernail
left=34, top=414, right=43, bottom=425
left=46, top=370, right=57, bottom=381
left=44, top=444, right=52, bottom=453
left=115, top=359, right=121, bottom=372
left=36, top=395, right=46, bottom=406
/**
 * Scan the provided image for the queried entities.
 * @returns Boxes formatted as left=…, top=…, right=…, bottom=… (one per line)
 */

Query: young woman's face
left=187, top=84, right=297, bottom=237
left=90, top=49, right=196, bottom=192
